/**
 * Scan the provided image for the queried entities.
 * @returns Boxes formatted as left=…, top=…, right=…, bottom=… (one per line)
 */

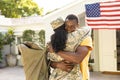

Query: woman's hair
left=65, top=14, right=78, bottom=23
left=51, top=24, right=68, bottom=53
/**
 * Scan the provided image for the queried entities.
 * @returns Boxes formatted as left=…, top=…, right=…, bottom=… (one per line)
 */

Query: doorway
left=116, top=30, right=120, bottom=70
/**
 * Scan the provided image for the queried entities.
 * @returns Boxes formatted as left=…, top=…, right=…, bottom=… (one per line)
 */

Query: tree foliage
left=0, top=0, right=43, bottom=18
left=38, top=30, right=45, bottom=46
left=22, top=29, right=35, bottom=41
left=4, top=28, right=15, bottom=45
left=22, top=29, right=45, bottom=47
left=0, top=32, right=4, bottom=62
left=4, top=27, right=15, bottom=54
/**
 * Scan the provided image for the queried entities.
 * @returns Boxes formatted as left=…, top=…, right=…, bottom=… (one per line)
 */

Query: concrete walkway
left=0, top=67, right=120, bottom=80
left=0, top=67, right=25, bottom=80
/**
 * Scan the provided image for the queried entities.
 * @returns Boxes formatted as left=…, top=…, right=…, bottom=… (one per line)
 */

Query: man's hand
left=51, top=60, right=74, bottom=72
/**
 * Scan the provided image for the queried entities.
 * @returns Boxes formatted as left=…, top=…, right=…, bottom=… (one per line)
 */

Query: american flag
left=85, top=1, right=120, bottom=29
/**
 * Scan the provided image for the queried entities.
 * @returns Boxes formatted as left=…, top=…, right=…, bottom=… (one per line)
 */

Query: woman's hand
left=47, top=43, right=54, bottom=53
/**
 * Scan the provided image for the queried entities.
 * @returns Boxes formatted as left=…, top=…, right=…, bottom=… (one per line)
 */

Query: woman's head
left=50, top=18, right=67, bottom=52
left=65, top=14, right=79, bottom=33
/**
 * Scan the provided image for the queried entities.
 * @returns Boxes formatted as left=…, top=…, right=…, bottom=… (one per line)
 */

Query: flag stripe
left=101, top=11, right=120, bottom=14
left=101, top=7, right=120, bottom=10
left=85, top=1, right=120, bottom=29
left=87, top=22, right=120, bottom=24
left=87, top=24, right=120, bottom=26
left=87, top=19, right=120, bottom=22
left=100, top=4, right=120, bottom=8
left=101, top=14, right=120, bottom=17
left=86, top=17, right=120, bottom=19
left=101, top=9, right=120, bottom=12
left=101, top=1, right=120, bottom=5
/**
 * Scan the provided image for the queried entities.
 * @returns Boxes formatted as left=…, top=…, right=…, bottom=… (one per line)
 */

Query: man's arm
left=58, top=46, right=89, bottom=64
left=50, top=36, right=92, bottom=71
left=57, top=36, right=93, bottom=64
left=50, top=46, right=89, bottom=72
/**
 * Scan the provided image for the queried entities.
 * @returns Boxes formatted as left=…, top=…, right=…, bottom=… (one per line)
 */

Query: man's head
left=65, top=14, right=79, bottom=32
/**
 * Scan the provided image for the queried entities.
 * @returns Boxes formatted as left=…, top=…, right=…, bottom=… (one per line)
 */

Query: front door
left=99, top=29, right=117, bottom=71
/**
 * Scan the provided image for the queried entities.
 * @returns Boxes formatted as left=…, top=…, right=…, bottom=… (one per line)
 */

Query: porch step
left=102, top=71, right=120, bottom=75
